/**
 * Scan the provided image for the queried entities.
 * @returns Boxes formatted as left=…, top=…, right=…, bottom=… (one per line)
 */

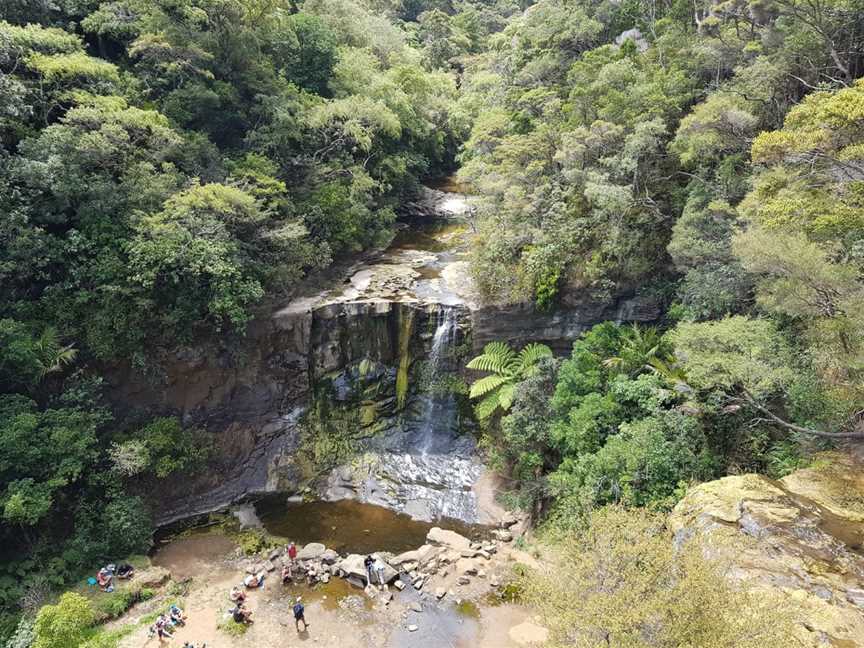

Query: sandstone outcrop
left=670, top=451, right=864, bottom=647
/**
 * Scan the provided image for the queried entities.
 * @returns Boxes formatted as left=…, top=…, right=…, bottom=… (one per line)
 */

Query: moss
left=233, top=527, right=279, bottom=556
left=395, top=308, right=415, bottom=409
left=359, top=402, right=378, bottom=426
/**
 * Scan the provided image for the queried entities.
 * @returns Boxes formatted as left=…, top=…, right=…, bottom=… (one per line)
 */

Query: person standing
left=364, top=555, right=375, bottom=586
left=373, top=556, right=387, bottom=587
left=287, top=542, right=297, bottom=563
left=292, top=597, right=308, bottom=632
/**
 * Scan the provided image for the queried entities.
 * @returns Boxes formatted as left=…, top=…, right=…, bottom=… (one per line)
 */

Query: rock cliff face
left=110, top=299, right=475, bottom=525
left=471, top=291, right=662, bottom=353
left=670, top=451, right=864, bottom=647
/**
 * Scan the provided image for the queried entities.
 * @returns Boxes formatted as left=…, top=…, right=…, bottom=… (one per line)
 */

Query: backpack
left=293, top=602, right=304, bottom=619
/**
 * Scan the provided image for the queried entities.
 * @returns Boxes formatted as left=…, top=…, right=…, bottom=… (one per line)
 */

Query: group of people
left=228, top=586, right=254, bottom=625
left=94, top=562, right=135, bottom=593
left=364, top=555, right=388, bottom=587
left=149, top=605, right=187, bottom=642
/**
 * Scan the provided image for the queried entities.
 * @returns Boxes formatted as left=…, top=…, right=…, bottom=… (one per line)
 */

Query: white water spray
left=419, top=308, right=458, bottom=456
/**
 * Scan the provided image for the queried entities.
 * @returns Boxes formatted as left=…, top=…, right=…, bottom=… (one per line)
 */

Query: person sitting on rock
left=169, top=604, right=187, bottom=627
left=116, top=563, right=135, bottom=579
left=154, top=615, right=174, bottom=642
left=281, top=563, right=293, bottom=585
left=96, top=566, right=114, bottom=592
left=229, top=586, right=246, bottom=602
left=243, top=572, right=265, bottom=588
left=231, top=602, right=254, bottom=624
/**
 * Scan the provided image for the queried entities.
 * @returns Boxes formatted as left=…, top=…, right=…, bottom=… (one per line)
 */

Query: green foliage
left=467, top=341, right=552, bottom=419
left=118, top=417, right=212, bottom=479
left=91, top=584, right=153, bottom=621
left=33, top=593, right=94, bottom=648
left=218, top=617, right=250, bottom=636
left=670, top=317, right=795, bottom=398
left=527, top=506, right=798, bottom=647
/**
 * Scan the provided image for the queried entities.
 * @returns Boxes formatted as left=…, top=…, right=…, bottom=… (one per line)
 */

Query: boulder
left=499, top=512, right=519, bottom=529
left=296, top=542, right=326, bottom=561
left=392, top=545, right=441, bottom=567
left=410, top=602, right=423, bottom=613
left=263, top=560, right=276, bottom=572
left=320, top=549, right=339, bottom=565
left=408, top=625, right=419, bottom=632
left=456, top=558, right=478, bottom=576
left=426, top=527, right=471, bottom=551
left=337, top=554, right=398, bottom=584
left=393, top=580, right=406, bottom=591
left=435, top=587, right=446, bottom=600
left=492, top=529, right=513, bottom=542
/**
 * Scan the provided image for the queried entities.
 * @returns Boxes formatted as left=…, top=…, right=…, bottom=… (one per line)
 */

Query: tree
left=671, top=317, right=864, bottom=439
left=33, top=593, right=94, bottom=648
left=467, top=341, right=553, bottom=419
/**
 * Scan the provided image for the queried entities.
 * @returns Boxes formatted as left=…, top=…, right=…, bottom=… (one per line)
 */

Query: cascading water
left=418, top=307, right=458, bottom=456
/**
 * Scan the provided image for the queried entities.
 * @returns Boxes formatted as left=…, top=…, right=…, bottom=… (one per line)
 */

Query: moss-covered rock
left=670, top=452, right=864, bottom=647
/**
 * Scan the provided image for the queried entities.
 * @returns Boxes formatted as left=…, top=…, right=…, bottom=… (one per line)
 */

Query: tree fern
left=34, top=327, right=78, bottom=378
left=467, top=340, right=553, bottom=420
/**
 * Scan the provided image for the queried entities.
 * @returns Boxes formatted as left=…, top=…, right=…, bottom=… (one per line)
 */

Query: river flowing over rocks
left=105, top=183, right=661, bottom=527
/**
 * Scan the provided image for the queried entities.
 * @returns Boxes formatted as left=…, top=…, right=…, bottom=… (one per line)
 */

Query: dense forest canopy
left=2, top=0, right=864, bottom=644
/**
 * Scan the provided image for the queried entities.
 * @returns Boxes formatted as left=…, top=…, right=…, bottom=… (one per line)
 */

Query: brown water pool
left=254, top=497, right=486, bottom=555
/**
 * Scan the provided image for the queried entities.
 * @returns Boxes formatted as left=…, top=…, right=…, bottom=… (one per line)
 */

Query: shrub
left=526, top=506, right=797, bottom=648
left=33, top=593, right=94, bottom=648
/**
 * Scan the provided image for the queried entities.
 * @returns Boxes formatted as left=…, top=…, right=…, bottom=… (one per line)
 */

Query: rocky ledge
left=670, top=451, right=864, bottom=647
left=240, top=512, right=527, bottom=602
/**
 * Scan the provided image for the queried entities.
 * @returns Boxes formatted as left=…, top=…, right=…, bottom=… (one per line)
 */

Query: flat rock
left=338, top=554, right=398, bottom=584
left=670, top=453, right=864, bottom=647
left=426, top=527, right=471, bottom=551
left=296, top=542, right=327, bottom=561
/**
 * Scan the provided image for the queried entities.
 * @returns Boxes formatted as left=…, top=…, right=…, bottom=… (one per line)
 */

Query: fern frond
left=518, top=343, right=552, bottom=377
left=466, top=341, right=516, bottom=374
left=474, top=393, right=501, bottom=420
left=469, top=374, right=509, bottom=399
left=497, top=383, right=516, bottom=411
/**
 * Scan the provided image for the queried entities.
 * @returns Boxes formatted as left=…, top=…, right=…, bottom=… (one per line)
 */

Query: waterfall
left=418, top=307, right=458, bottom=456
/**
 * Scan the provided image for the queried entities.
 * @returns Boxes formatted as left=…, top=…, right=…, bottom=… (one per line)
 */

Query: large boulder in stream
left=337, top=554, right=398, bottom=585
left=296, top=542, right=326, bottom=561
left=670, top=451, right=864, bottom=647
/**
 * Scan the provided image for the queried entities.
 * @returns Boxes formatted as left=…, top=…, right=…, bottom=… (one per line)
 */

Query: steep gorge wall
left=107, top=299, right=470, bottom=525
